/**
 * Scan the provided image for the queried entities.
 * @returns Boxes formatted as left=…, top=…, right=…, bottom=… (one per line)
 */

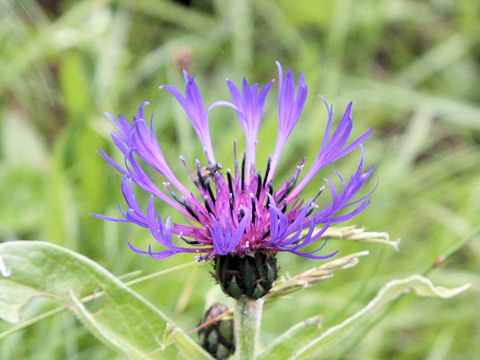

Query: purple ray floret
left=160, top=70, right=216, bottom=164
left=221, top=78, right=273, bottom=181
left=93, top=62, right=374, bottom=262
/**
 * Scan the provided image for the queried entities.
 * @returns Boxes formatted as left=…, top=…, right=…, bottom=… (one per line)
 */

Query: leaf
left=170, top=329, right=217, bottom=360
left=258, top=275, right=470, bottom=360
left=0, top=241, right=213, bottom=360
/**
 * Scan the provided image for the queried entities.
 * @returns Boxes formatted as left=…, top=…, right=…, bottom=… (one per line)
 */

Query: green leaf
left=258, top=275, right=470, bottom=360
left=0, top=241, right=213, bottom=360
left=170, top=329, right=217, bottom=360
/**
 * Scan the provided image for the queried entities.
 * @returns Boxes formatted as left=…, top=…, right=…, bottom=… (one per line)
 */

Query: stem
left=234, top=298, right=264, bottom=360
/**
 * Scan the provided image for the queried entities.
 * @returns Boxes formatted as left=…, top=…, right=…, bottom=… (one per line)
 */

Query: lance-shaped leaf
left=0, top=241, right=213, bottom=360
left=258, top=275, right=470, bottom=360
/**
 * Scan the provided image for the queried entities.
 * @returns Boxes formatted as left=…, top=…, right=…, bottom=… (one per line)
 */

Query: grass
left=1, top=0, right=479, bottom=359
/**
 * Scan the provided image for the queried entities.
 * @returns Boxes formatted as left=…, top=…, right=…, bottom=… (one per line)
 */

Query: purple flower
left=93, top=62, right=374, bottom=262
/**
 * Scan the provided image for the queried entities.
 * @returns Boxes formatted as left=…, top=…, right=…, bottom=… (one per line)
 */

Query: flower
left=93, top=62, right=373, bottom=265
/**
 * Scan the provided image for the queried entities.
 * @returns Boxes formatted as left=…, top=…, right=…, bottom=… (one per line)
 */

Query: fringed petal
left=220, top=79, right=273, bottom=182
left=160, top=72, right=215, bottom=163
left=268, top=61, right=308, bottom=182
left=287, top=99, right=372, bottom=201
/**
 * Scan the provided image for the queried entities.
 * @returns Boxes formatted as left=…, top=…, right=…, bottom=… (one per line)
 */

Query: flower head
left=93, top=62, right=373, bottom=265
left=198, top=303, right=235, bottom=359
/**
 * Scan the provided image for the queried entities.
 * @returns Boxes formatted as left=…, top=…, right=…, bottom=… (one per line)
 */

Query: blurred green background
left=1, top=0, right=479, bottom=359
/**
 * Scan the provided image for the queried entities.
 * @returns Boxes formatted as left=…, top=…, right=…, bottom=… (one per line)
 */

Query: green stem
left=234, top=298, right=263, bottom=360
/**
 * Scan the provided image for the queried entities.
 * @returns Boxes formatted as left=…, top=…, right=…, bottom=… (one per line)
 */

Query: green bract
left=214, top=251, right=278, bottom=299
left=198, top=303, right=235, bottom=359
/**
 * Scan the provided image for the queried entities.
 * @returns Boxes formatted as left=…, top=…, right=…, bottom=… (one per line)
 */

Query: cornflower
left=93, top=62, right=373, bottom=299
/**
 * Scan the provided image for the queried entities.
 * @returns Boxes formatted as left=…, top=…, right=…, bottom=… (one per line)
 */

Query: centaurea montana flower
left=93, top=62, right=374, bottom=299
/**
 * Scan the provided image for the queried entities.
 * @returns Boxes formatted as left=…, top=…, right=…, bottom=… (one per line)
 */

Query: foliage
left=0, top=242, right=468, bottom=359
